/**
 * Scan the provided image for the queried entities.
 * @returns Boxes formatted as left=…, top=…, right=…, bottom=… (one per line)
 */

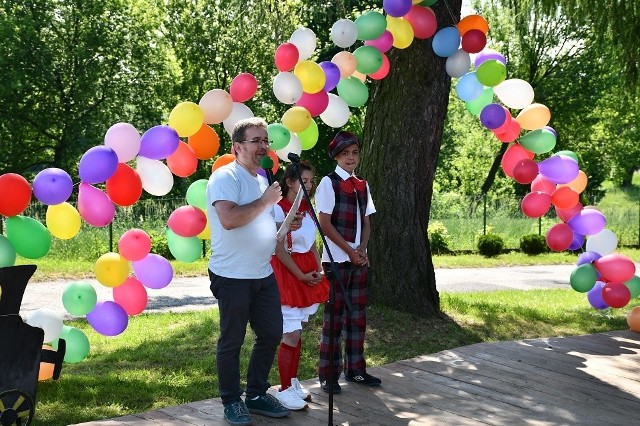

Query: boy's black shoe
left=223, top=400, right=252, bottom=426
left=320, top=379, right=342, bottom=394
left=245, top=394, right=290, bottom=418
left=344, top=371, right=382, bottom=386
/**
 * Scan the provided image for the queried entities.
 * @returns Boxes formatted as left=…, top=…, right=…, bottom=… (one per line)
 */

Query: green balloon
left=6, top=215, right=51, bottom=259
left=354, top=45, right=383, bottom=75
left=476, top=60, right=507, bottom=87
left=53, top=325, right=90, bottom=363
left=570, top=264, right=597, bottom=293
left=625, top=276, right=640, bottom=298
left=166, top=229, right=201, bottom=263
left=519, top=129, right=557, bottom=154
left=419, top=0, right=438, bottom=6
left=299, top=119, right=319, bottom=150
left=355, top=11, right=387, bottom=41
left=267, top=123, right=291, bottom=150
left=62, top=281, right=98, bottom=316
left=0, top=235, right=17, bottom=267
left=554, top=150, right=579, bottom=164
left=186, top=179, right=208, bottom=210
left=337, top=77, right=369, bottom=107
left=465, top=87, right=494, bottom=116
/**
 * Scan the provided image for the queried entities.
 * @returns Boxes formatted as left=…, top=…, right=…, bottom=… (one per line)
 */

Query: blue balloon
left=139, top=125, right=180, bottom=160
left=79, top=146, right=119, bottom=184
left=32, top=168, right=73, bottom=205
left=432, top=26, right=461, bottom=58
left=456, top=72, right=483, bottom=101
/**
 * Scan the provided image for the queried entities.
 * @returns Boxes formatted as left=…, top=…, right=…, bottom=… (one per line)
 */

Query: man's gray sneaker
left=245, top=394, right=291, bottom=418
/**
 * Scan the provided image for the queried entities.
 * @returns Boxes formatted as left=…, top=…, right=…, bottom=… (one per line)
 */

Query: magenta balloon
left=320, top=61, right=341, bottom=92
left=567, top=209, right=606, bottom=236
left=568, top=232, right=585, bottom=251
left=78, top=183, right=116, bottom=227
left=32, top=168, right=73, bottom=205
left=87, top=300, right=128, bottom=336
left=521, top=191, right=552, bottom=218
left=365, top=30, right=394, bottom=53
left=480, top=104, right=507, bottom=129
left=139, top=125, right=180, bottom=160
left=537, top=155, right=580, bottom=184
left=474, top=48, right=506, bottom=68
left=133, top=253, right=173, bottom=289
left=587, top=281, right=608, bottom=310
left=167, top=206, right=207, bottom=237
left=594, top=253, right=636, bottom=283
left=79, top=146, right=119, bottom=184
left=296, top=90, right=329, bottom=117
left=577, top=251, right=602, bottom=266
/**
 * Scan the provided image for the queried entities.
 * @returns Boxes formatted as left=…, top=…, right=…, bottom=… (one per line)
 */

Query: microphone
left=260, top=156, right=275, bottom=185
left=287, top=152, right=300, bottom=163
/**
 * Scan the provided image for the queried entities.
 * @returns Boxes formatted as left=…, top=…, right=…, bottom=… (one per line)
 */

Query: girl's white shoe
left=275, top=386, right=307, bottom=410
left=291, top=377, right=311, bottom=401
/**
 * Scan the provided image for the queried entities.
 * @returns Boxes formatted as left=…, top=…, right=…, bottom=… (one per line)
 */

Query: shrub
left=428, top=221, right=451, bottom=254
left=477, top=233, right=504, bottom=257
left=520, top=234, right=548, bottom=255
left=148, top=229, right=174, bottom=260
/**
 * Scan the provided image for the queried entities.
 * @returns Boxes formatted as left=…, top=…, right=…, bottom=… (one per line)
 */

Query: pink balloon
left=531, top=174, right=556, bottom=195
left=512, top=159, right=538, bottom=184
left=494, top=119, right=521, bottom=143
left=501, top=143, right=534, bottom=178
left=118, top=229, right=152, bottom=261
left=167, top=206, right=207, bottom=237
left=113, top=277, right=148, bottom=315
left=78, top=182, right=116, bottom=227
left=133, top=254, right=173, bottom=289
left=369, top=53, right=390, bottom=80
left=104, top=122, right=141, bottom=163
left=556, top=202, right=583, bottom=222
left=594, top=254, right=636, bottom=283
left=365, top=30, right=393, bottom=53
left=602, top=282, right=631, bottom=308
left=296, top=91, right=329, bottom=117
left=404, top=6, right=437, bottom=39
left=521, top=191, right=552, bottom=218
left=545, top=223, right=573, bottom=252
left=274, top=43, right=299, bottom=72
left=230, top=73, right=258, bottom=103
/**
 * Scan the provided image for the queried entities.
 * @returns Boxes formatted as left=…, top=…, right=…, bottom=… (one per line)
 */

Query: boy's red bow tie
left=340, top=176, right=367, bottom=193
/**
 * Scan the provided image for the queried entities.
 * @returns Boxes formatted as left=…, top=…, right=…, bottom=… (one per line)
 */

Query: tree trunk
left=360, top=1, right=462, bottom=316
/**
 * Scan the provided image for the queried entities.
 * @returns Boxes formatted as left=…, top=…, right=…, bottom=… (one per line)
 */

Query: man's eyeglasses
left=241, top=138, right=272, bottom=146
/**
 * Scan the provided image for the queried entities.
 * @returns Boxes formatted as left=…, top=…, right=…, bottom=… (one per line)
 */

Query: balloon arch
left=1, top=0, right=638, bottom=366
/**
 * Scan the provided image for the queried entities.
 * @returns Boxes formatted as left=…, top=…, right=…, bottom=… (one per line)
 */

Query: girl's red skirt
left=271, top=251, right=329, bottom=308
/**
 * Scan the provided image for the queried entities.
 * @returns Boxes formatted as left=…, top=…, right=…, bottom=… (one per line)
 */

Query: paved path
left=18, top=265, right=579, bottom=319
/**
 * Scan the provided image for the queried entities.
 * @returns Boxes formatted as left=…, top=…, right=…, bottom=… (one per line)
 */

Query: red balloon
left=521, top=191, right=552, bottom=218
left=545, top=223, right=573, bottom=252
left=594, top=253, right=636, bottom=283
left=106, top=163, right=143, bottom=207
left=167, top=141, right=198, bottom=177
left=530, top=174, right=556, bottom=195
left=501, top=143, right=534, bottom=178
left=404, top=5, right=437, bottom=39
left=296, top=90, right=329, bottom=117
left=167, top=206, right=207, bottom=237
left=113, top=277, right=148, bottom=315
left=274, top=42, right=299, bottom=72
left=602, top=282, right=631, bottom=308
left=369, top=53, right=390, bottom=80
left=0, top=173, right=32, bottom=217
left=512, top=159, right=538, bottom=184
left=461, top=29, right=487, bottom=54
left=556, top=202, right=583, bottom=222
left=230, top=73, right=258, bottom=103
left=551, top=186, right=579, bottom=209
left=494, top=119, right=521, bottom=143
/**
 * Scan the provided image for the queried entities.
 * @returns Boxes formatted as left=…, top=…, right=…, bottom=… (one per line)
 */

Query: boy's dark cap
left=328, top=131, right=360, bottom=158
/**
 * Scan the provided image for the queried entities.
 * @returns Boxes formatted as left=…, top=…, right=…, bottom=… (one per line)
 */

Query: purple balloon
left=474, top=48, right=506, bottom=68
left=32, top=168, right=73, bottom=205
left=383, top=0, right=412, bottom=17
left=79, top=146, right=119, bottom=184
left=568, top=233, right=585, bottom=251
left=139, top=125, right=180, bottom=160
left=133, top=253, right=174, bottom=289
left=365, top=30, right=393, bottom=53
left=577, top=251, right=602, bottom=266
left=257, top=168, right=267, bottom=178
left=479, top=104, right=507, bottom=129
left=587, top=281, right=608, bottom=310
left=543, top=126, right=557, bottom=138
left=567, top=209, right=607, bottom=236
left=320, top=61, right=341, bottom=92
left=537, top=155, right=580, bottom=184
left=87, top=300, right=128, bottom=336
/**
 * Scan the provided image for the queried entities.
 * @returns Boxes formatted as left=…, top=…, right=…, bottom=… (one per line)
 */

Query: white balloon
left=331, top=19, right=358, bottom=48
left=136, top=156, right=174, bottom=196
left=104, top=122, right=141, bottom=163
left=199, top=89, right=233, bottom=124
left=320, top=94, right=350, bottom=128
left=272, top=72, right=303, bottom=104
left=275, top=133, right=302, bottom=162
left=585, top=228, right=618, bottom=256
left=446, top=49, right=471, bottom=78
left=494, top=78, right=535, bottom=110
left=26, top=308, right=63, bottom=343
left=222, top=102, right=254, bottom=135
left=289, top=27, right=316, bottom=61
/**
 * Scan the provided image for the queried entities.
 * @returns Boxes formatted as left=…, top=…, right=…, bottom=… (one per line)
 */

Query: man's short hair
left=231, top=117, right=268, bottom=143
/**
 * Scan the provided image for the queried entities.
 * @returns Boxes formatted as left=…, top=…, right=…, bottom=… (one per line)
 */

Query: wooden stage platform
left=74, top=330, right=640, bottom=425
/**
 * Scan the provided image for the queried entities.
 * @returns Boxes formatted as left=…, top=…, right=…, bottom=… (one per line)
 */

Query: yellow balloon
left=169, top=101, right=204, bottom=137
left=332, top=51, right=357, bottom=78
left=293, top=61, right=326, bottom=94
left=95, top=252, right=129, bottom=288
left=515, top=103, right=551, bottom=130
left=282, top=106, right=312, bottom=133
left=46, top=202, right=81, bottom=240
left=386, top=17, right=414, bottom=49
left=197, top=212, right=211, bottom=240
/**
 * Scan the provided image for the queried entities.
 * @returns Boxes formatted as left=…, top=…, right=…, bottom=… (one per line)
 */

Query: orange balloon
left=627, top=307, right=640, bottom=332
left=332, top=51, right=357, bottom=78
left=212, top=153, right=236, bottom=173
left=557, top=170, right=588, bottom=194
left=188, top=123, right=220, bottom=160
left=267, top=150, right=279, bottom=175
left=458, top=14, right=489, bottom=36
left=38, top=344, right=55, bottom=381
left=515, top=103, right=551, bottom=130
left=167, top=141, right=198, bottom=178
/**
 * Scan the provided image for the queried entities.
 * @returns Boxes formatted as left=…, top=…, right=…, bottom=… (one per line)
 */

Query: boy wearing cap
left=314, top=130, right=381, bottom=393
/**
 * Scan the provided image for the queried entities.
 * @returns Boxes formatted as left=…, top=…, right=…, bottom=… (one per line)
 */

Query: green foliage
left=520, top=234, right=548, bottom=255
left=148, top=229, right=173, bottom=260
left=477, top=233, right=505, bottom=257
left=427, top=221, right=451, bottom=254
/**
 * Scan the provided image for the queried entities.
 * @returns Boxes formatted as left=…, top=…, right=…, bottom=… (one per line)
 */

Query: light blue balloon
left=432, top=26, right=461, bottom=58
left=456, top=72, right=484, bottom=101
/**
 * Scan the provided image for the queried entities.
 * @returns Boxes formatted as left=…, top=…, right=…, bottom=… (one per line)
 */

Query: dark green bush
left=427, top=221, right=451, bottom=254
left=148, top=229, right=174, bottom=260
left=477, top=234, right=504, bottom=257
left=520, top=234, right=548, bottom=255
